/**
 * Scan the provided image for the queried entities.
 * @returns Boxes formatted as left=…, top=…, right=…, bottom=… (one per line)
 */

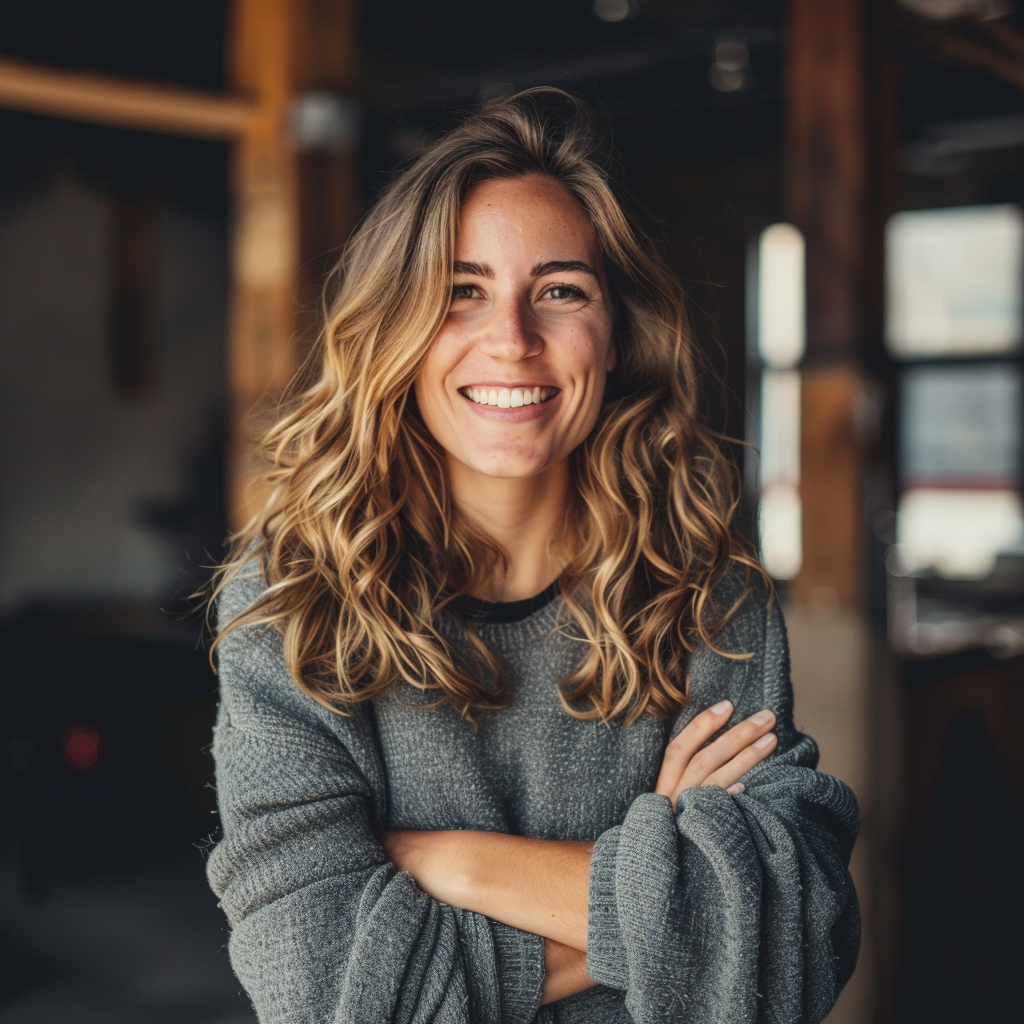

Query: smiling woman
left=205, top=89, right=860, bottom=1024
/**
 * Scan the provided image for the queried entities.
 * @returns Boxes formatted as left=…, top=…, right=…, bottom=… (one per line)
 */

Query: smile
left=459, top=386, right=559, bottom=408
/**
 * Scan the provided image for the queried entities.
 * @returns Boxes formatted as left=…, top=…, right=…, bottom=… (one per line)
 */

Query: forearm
left=383, top=829, right=593, bottom=950
left=459, top=833, right=593, bottom=949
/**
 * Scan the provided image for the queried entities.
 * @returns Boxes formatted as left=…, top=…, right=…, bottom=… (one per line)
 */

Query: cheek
left=567, top=327, right=614, bottom=389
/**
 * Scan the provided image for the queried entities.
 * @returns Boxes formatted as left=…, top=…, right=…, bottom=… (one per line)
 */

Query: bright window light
left=886, top=204, right=1023, bottom=357
left=760, top=483, right=802, bottom=579
left=760, top=369, right=800, bottom=486
left=896, top=488, right=1023, bottom=579
left=759, top=369, right=801, bottom=578
left=757, top=223, right=806, bottom=369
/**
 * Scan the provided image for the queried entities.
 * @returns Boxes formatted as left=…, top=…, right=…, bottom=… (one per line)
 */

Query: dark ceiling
left=0, top=1, right=784, bottom=111
left=359, top=0, right=783, bottom=116
left=1, top=1, right=1022, bottom=169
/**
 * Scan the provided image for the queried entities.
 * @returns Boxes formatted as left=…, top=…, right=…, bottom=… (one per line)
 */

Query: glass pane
left=900, top=363, right=1020, bottom=489
left=886, top=204, right=1023, bottom=357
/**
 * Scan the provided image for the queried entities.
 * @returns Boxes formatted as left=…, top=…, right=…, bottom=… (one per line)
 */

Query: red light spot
left=64, top=724, right=100, bottom=770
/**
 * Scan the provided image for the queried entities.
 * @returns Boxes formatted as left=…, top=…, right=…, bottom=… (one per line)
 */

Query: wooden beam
left=798, top=368, right=865, bottom=608
left=226, top=0, right=359, bottom=528
left=784, top=0, right=899, bottom=610
left=227, top=0, right=301, bottom=528
left=975, top=16, right=1024, bottom=64
left=786, top=0, right=870, bottom=365
left=0, top=56, right=258, bottom=139
left=902, top=14, right=1024, bottom=93
left=786, top=0, right=872, bottom=607
left=294, top=0, right=360, bottom=353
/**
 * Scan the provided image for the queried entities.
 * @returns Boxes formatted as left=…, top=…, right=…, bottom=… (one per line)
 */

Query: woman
left=207, top=89, right=860, bottom=1023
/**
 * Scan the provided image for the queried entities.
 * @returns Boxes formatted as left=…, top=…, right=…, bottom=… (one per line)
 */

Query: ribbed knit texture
left=207, top=566, right=860, bottom=1023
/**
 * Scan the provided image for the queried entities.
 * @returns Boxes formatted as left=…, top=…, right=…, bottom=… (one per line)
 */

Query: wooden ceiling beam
left=976, top=17, right=1024, bottom=63
left=901, top=13, right=1024, bottom=94
left=0, top=55, right=259, bottom=139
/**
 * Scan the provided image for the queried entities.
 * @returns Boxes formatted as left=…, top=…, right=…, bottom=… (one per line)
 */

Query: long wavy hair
left=211, top=87, right=765, bottom=726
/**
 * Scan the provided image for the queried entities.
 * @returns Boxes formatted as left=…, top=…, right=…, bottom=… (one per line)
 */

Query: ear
left=605, top=342, right=617, bottom=373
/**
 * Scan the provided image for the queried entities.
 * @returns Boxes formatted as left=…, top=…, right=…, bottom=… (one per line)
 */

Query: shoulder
left=214, top=560, right=314, bottom=724
left=680, top=562, right=788, bottom=728
left=216, top=557, right=270, bottom=631
left=704, top=560, right=775, bottom=655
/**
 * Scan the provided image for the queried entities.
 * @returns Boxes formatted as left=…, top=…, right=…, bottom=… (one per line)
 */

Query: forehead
left=456, top=174, right=599, bottom=257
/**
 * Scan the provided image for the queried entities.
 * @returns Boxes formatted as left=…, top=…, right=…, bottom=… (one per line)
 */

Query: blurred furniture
left=895, top=648, right=1024, bottom=1024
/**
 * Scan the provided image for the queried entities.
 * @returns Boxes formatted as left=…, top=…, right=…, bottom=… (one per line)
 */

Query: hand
left=654, top=700, right=777, bottom=811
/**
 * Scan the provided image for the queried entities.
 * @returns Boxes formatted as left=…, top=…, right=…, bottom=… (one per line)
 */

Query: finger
left=654, top=699, right=733, bottom=798
left=701, top=731, right=778, bottom=790
left=726, top=783, right=745, bottom=796
left=676, top=709, right=776, bottom=792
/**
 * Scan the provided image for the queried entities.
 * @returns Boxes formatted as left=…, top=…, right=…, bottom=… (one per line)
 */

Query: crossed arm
left=382, top=699, right=779, bottom=1004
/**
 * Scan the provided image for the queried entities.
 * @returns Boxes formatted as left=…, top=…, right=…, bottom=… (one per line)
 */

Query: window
left=886, top=205, right=1024, bottom=581
left=753, top=223, right=805, bottom=579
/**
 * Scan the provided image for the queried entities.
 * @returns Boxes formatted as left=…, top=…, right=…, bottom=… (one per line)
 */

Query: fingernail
left=727, top=783, right=745, bottom=795
left=711, top=700, right=733, bottom=715
left=751, top=709, right=774, bottom=726
left=754, top=732, right=777, bottom=749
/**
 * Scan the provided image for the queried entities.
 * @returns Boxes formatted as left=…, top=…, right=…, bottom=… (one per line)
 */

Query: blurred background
left=0, top=0, right=1022, bottom=1021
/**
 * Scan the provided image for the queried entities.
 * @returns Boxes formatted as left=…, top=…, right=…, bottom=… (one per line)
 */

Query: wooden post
left=785, top=0, right=872, bottom=608
left=227, top=0, right=300, bottom=529
left=783, top=6, right=901, bottom=1024
left=294, top=0, right=360, bottom=354
left=226, top=0, right=358, bottom=529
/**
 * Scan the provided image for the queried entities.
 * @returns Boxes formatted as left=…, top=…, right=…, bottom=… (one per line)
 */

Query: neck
left=448, top=456, right=572, bottom=602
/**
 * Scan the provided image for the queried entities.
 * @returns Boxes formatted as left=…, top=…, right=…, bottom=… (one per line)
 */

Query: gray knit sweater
left=207, top=566, right=860, bottom=1024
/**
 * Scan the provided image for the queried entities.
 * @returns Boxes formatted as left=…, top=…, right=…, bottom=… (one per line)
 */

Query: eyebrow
left=452, top=259, right=600, bottom=280
left=531, top=260, right=600, bottom=280
left=453, top=260, right=493, bottom=278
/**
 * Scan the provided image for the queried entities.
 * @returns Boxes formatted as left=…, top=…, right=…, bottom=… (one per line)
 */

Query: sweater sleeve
left=205, top=569, right=545, bottom=1024
left=584, top=582, right=861, bottom=1024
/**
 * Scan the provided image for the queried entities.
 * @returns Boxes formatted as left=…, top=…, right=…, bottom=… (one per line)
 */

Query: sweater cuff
left=491, top=919, right=545, bottom=1024
left=586, top=824, right=629, bottom=989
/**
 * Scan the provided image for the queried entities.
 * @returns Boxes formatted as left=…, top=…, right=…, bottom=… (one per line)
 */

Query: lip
left=459, top=382, right=558, bottom=390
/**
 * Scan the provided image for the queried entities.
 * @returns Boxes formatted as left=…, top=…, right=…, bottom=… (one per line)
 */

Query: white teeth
left=462, top=386, right=556, bottom=407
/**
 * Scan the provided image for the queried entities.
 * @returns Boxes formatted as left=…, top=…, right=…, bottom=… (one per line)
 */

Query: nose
left=476, top=294, right=544, bottom=363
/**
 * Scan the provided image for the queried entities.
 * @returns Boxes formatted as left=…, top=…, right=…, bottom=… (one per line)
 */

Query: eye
left=450, top=283, right=480, bottom=300
left=542, top=283, right=588, bottom=302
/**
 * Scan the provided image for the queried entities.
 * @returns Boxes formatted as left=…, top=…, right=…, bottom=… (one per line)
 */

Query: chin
left=461, top=451, right=554, bottom=480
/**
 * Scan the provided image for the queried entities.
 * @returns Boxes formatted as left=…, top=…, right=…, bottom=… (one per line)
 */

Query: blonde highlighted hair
left=212, top=87, right=765, bottom=725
